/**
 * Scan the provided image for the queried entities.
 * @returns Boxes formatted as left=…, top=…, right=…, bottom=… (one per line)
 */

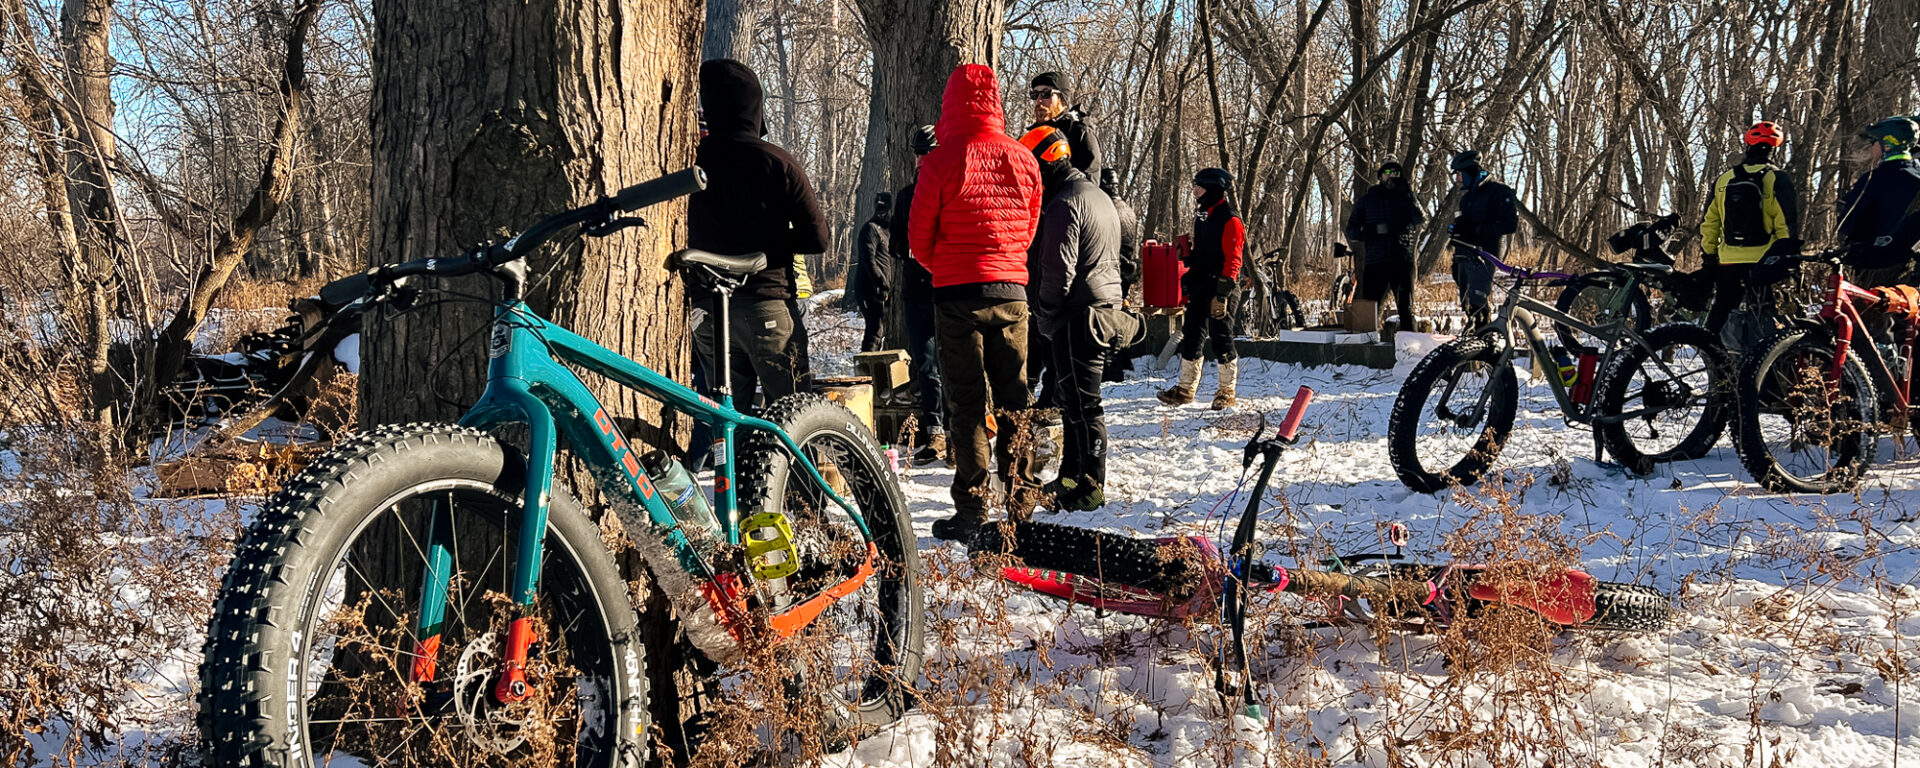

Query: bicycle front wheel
left=1595, top=323, right=1734, bottom=472
left=1388, top=336, right=1518, bottom=493
left=1734, top=329, right=1879, bottom=493
left=198, top=425, right=647, bottom=768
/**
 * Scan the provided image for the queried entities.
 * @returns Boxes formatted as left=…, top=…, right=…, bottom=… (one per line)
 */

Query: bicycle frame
left=1819, top=270, right=1914, bottom=421
left=407, top=283, right=869, bottom=694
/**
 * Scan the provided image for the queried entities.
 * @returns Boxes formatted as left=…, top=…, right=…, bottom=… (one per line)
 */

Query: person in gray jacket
left=1020, top=125, right=1122, bottom=512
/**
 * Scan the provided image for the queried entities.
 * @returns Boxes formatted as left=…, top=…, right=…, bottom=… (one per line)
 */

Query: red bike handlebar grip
left=1276, top=386, right=1312, bottom=441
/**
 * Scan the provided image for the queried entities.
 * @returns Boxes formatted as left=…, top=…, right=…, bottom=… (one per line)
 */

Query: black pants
left=1451, top=252, right=1495, bottom=326
left=902, top=291, right=944, bottom=433
left=935, top=297, right=1035, bottom=516
left=1703, top=263, right=1752, bottom=334
left=859, top=297, right=887, bottom=353
left=1177, top=282, right=1238, bottom=363
left=693, top=296, right=809, bottom=408
left=1360, top=258, right=1416, bottom=331
left=1050, top=314, right=1108, bottom=485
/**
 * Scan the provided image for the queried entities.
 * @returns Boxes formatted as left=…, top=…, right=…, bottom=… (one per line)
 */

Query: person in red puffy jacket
left=910, top=62, right=1044, bottom=541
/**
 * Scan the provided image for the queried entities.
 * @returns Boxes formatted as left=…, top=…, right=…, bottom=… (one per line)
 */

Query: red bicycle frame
left=1819, top=270, right=1916, bottom=421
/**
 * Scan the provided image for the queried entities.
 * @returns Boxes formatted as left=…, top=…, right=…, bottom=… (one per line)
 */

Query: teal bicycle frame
left=406, top=284, right=867, bottom=694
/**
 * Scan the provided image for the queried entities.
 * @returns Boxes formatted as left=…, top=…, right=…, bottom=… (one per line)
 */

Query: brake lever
left=581, top=216, right=648, bottom=238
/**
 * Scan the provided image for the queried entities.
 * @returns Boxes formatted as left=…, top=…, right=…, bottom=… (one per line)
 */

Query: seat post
left=714, top=284, right=733, bottom=408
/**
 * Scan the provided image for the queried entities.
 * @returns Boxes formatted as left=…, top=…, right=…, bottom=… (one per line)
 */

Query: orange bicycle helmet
left=1744, top=121, right=1784, bottom=147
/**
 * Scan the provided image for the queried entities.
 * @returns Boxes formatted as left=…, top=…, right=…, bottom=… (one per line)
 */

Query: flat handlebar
left=334, top=167, right=709, bottom=295
left=1452, top=239, right=1575, bottom=281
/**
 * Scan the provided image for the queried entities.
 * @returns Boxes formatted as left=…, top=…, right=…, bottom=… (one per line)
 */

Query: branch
left=139, top=0, right=321, bottom=432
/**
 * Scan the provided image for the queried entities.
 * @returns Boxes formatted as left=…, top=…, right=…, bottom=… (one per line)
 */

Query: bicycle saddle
left=669, top=249, right=767, bottom=277
left=1617, top=262, right=1672, bottom=277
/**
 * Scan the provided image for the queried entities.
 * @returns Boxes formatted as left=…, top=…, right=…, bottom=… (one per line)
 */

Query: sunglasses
left=1028, top=89, right=1061, bottom=101
left=1380, top=168, right=1401, bottom=177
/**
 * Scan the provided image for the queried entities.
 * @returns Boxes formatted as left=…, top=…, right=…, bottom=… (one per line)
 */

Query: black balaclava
left=1100, top=167, right=1119, bottom=196
left=699, top=59, right=767, bottom=138
left=1040, top=155, right=1076, bottom=196
left=1743, top=143, right=1775, bottom=165
left=1196, top=183, right=1227, bottom=209
left=1378, top=160, right=1406, bottom=190
left=873, top=192, right=892, bottom=221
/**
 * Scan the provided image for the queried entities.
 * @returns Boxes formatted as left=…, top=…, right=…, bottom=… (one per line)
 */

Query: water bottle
left=639, top=449, right=719, bottom=536
left=1550, top=348, right=1578, bottom=388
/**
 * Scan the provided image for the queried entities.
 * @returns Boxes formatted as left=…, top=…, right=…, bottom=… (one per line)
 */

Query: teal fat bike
left=197, top=168, right=925, bottom=766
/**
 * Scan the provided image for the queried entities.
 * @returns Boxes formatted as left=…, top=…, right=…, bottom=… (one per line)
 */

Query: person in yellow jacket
left=1700, top=121, right=1800, bottom=335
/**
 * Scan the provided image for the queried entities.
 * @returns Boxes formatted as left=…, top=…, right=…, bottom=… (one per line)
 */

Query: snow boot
left=1157, top=357, right=1202, bottom=405
left=1210, top=359, right=1238, bottom=410
left=913, top=431, right=948, bottom=466
left=931, top=509, right=988, bottom=542
left=1058, top=477, right=1105, bottom=511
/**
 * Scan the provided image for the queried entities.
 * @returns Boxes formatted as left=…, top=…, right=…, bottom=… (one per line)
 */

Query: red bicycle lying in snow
left=972, top=388, right=1673, bottom=717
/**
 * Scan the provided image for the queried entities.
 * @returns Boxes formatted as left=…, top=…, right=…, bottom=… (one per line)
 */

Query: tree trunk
left=703, top=0, right=757, bottom=62
left=362, top=0, right=701, bottom=442
left=852, top=0, right=1004, bottom=206
left=55, top=0, right=124, bottom=428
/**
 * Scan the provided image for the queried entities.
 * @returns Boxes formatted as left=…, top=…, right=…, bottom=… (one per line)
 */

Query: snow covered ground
left=833, top=327, right=1920, bottom=768
left=17, top=310, right=1918, bottom=766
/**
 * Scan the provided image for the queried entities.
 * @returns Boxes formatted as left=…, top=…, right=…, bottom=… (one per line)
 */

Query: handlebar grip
left=1275, top=386, right=1313, bottom=441
left=612, top=167, right=706, bottom=212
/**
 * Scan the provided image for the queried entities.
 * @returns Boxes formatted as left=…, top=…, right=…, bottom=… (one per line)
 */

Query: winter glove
left=1210, top=297, right=1228, bottom=319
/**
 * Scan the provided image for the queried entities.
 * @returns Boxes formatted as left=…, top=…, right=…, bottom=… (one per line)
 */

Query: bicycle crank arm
left=766, top=543, right=877, bottom=638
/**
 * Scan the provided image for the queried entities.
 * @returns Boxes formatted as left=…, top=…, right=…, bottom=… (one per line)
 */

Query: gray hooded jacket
left=1031, top=167, right=1123, bottom=336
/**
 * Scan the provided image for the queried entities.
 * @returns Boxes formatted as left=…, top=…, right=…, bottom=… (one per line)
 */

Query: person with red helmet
left=1700, top=120, right=1800, bottom=344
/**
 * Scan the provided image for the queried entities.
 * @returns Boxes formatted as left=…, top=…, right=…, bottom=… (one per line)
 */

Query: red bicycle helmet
left=1745, top=121, right=1784, bottom=147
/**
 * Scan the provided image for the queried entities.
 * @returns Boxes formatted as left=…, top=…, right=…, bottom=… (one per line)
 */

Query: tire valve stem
left=494, top=616, right=538, bottom=704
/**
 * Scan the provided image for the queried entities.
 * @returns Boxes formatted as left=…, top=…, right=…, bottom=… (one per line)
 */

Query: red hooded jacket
left=909, top=64, right=1043, bottom=293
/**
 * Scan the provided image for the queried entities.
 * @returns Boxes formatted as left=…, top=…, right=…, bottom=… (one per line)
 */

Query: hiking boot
left=913, top=432, right=948, bottom=466
left=1157, top=357, right=1202, bottom=405
left=930, top=509, right=988, bottom=542
left=1210, top=359, right=1239, bottom=410
left=1057, top=477, right=1105, bottom=511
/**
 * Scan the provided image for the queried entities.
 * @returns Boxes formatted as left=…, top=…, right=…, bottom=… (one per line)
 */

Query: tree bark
left=703, top=0, right=757, bottom=63
left=52, top=0, right=124, bottom=427
left=362, top=0, right=701, bottom=446
left=852, top=0, right=1005, bottom=205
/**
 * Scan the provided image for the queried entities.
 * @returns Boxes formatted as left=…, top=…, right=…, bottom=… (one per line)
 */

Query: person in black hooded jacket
left=1344, top=160, right=1424, bottom=332
left=688, top=58, right=830, bottom=406
left=852, top=192, right=894, bottom=352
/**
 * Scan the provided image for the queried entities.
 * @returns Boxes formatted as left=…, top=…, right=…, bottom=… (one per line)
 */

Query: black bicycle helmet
left=1861, top=116, right=1918, bottom=151
left=910, top=124, right=938, bottom=156
left=1449, top=150, right=1482, bottom=172
left=1194, top=167, right=1233, bottom=191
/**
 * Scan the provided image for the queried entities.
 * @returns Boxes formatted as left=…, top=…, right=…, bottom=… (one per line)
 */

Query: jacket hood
left=936, top=64, right=1006, bottom=144
left=700, top=59, right=766, bottom=137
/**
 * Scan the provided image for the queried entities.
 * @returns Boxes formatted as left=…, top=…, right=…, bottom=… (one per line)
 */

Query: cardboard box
left=1342, top=300, right=1379, bottom=333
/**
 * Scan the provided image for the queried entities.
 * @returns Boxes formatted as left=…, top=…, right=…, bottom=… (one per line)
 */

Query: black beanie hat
left=1031, top=71, right=1069, bottom=94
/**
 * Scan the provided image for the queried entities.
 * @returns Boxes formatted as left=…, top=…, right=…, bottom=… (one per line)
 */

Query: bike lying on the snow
left=1388, top=242, right=1734, bottom=492
left=199, top=168, right=925, bottom=767
left=1735, top=244, right=1920, bottom=493
left=975, top=389, right=1672, bottom=717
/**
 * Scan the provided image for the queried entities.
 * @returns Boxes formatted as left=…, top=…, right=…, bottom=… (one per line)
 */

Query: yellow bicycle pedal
left=742, top=511, right=800, bottom=580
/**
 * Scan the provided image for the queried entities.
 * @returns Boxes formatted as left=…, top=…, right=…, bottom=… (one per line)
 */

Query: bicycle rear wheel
left=1734, top=328, right=1879, bottom=493
left=1595, top=323, right=1733, bottom=472
left=734, top=394, right=924, bottom=743
left=198, top=424, right=646, bottom=768
left=1578, top=582, right=1672, bottom=632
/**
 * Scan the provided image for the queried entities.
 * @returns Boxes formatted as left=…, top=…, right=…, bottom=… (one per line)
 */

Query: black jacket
left=1838, top=158, right=1920, bottom=269
left=1453, top=178, right=1518, bottom=255
left=1111, top=193, right=1141, bottom=289
left=1030, top=168, right=1122, bottom=335
left=890, top=181, right=935, bottom=302
left=1344, top=183, right=1424, bottom=264
left=1036, top=110, right=1102, bottom=179
left=853, top=215, right=894, bottom=306
left=687, top=60, right=830, bottom=300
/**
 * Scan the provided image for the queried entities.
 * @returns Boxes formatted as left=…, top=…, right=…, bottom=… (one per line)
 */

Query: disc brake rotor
left=453, top=632, right=531, bottom=755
